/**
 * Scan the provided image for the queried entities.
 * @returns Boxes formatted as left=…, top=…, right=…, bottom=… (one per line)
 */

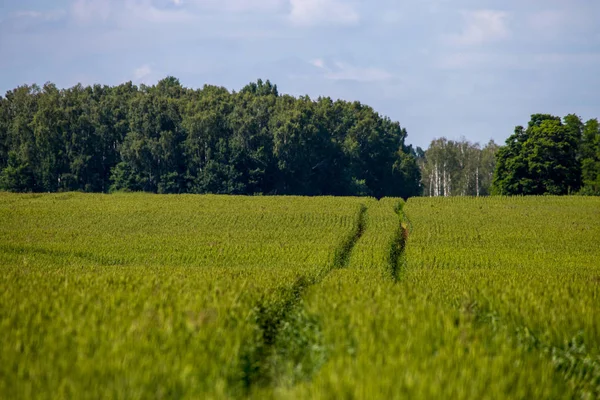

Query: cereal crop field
left=1, top=193, right=599, bottom=399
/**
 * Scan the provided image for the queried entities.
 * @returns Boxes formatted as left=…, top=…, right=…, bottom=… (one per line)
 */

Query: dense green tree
left=0, top=151, right=33, bottom=192
left=239, top=79, right=278, bottom=97
left=229, top=90, right=278, bottom=194
left=1, top=85, right=40, bottom=191
left=311, top=98, right=353, bottom=195
left=0, top=96, right=8, bottom=170
left=32, top=83, right=68, bottom=192
left=480, top=140, right=500, bottom=194
left=60, top=84, right=103, bottom=192
left=392, top=147, right=421, bottom=197
left=492, top=114, right=582, bottom=195
left=271, top=95, right=333, bottom=195
left=580, top=119, right=600, bottom=194
left=181, top=84, right=237, bottom=194
left=111, top=82, right=185, bottom=193
left=98, top=82, right=139, bottom=192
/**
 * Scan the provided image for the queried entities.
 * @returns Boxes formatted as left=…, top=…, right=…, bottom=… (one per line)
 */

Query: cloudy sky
left=1, top=0, right=599, bottom=148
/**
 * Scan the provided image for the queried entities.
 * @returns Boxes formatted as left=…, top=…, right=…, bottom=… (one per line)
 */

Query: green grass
left=1, top=193, right=599, bottom=399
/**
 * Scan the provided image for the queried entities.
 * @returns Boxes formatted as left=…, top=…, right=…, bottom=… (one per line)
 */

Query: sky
left=0, top=0, right=599, bottom=149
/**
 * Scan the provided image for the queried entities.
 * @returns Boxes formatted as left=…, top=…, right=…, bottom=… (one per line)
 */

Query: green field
left=1, top=193, right=599, bottom=399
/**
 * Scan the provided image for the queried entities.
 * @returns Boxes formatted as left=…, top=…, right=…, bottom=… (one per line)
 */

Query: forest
left=0, top=78, right=420, bottom=198
left=1, top=78, right=599, bottom=197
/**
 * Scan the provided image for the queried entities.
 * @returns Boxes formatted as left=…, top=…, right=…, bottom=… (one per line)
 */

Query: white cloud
left=447, top=10, right=510, bottom=46
left=289, top=0, right=359, bottom=26
left=311, top=58, right=325, bottom=68
left=127, top=3, right=194, bottom=24
left=309, top=59, right=392, bottom=82
left=71, top=0, right=360, bottom=26
left=133, top=64, right=152, bottom=81
left=185, top=0, right=283, bottom=12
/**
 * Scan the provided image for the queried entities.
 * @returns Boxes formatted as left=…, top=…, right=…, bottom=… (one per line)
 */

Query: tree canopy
left=580, top=118, right=600, bottom=194
left=492, top=114, right=599, bottom=195
left=0, top=78, right=421, bottom=198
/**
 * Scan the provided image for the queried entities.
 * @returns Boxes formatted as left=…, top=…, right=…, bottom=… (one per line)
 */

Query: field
left=1, top=193, right=599, bottom=399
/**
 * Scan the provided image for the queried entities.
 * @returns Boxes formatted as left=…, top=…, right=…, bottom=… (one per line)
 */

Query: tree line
left=0, top=78, right=421, bottom=198
left=1, top=77, right=599, bottom=198
left=417, top=114, right=600, bottom=197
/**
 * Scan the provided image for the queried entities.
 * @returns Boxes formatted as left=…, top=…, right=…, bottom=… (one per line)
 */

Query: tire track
left=390, top=201, right=409, bottom=282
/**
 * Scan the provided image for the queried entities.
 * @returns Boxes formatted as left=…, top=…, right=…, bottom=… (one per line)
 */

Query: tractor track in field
left=236, top=204, right=367, bottom=393
left=390, top=202, right=409, bottom=282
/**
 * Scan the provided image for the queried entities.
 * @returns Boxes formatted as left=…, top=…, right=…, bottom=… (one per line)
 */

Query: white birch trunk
left=476, top=166, right=480, bottom=197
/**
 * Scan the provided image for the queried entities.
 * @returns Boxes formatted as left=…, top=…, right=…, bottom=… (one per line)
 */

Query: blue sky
left=1, top=0, right=599, bottom=149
